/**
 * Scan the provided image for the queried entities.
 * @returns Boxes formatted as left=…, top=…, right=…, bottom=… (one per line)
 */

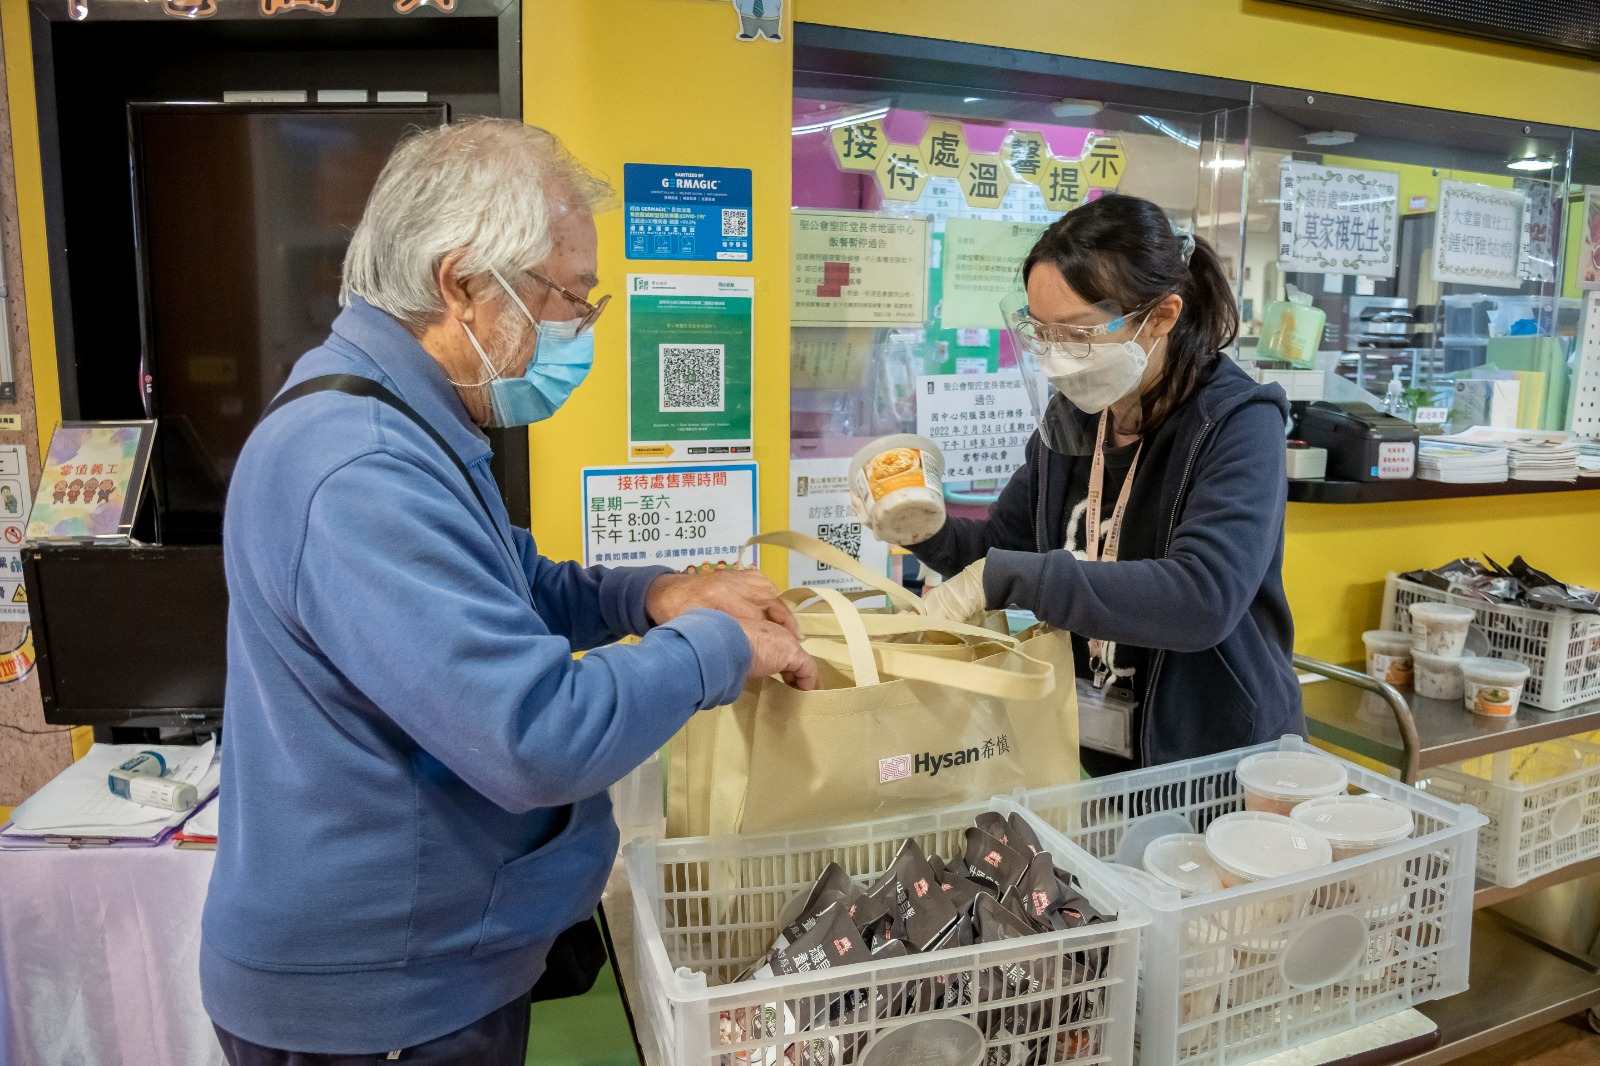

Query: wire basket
left=1424, top=738, right=1600, bottom=886
left=1382, top=573, right=1600, bottom=711
left=1019, top=737, right=1485, bottom=1066
left=623, top=799, right=1147, bottom=1066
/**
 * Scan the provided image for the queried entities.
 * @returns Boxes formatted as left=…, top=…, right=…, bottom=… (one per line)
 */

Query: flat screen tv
left=128, top=102, right=448, bottom=542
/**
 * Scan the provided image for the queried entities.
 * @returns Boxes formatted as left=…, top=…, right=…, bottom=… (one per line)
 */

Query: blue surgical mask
left=458, top=267, right=596, bottom=427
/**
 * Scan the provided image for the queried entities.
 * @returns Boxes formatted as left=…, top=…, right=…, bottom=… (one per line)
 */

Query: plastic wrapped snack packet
left=964, top=827, right=1029, bottom=894
left=1005, top=812, right=1043, bottom=856
left=936, top=867, right=993, bottom=911
left=975, top=811, right=1013, bottom=847
left=777, top=863, right=856, bottom=931
left=861, top=838, right=960, bottom=952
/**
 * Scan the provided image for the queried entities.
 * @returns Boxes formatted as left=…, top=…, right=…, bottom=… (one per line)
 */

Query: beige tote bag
left=665, top=532, right=1080, bottom=838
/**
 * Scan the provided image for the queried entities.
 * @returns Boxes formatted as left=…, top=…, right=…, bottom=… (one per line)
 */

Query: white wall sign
left=0, top=445, right=31, bottom=621
left=788, top=457, right=890, bottom=592
left=915, top=373, right=1032, bottom=483
left=581, top=463, right=757, bottom=569
left=1433, top=180, right=1525, bottom=288
left=1277, top=161, right=1400, bottom=277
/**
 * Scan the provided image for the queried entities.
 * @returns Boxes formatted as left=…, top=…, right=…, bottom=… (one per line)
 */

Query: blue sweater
left=201, top=299, right=750, bottom=1053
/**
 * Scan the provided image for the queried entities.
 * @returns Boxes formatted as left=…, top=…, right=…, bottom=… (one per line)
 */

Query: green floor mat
left=527, top=960, right=638, bottom=1066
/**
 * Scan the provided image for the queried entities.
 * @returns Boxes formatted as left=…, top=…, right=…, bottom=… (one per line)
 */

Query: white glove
left=921, top=559, right=987, bottom=623
left=849, top=487, right=945, bottom=548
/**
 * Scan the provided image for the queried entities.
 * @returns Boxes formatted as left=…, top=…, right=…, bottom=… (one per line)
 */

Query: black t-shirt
left=1059, top=420, right=1178, bottom=775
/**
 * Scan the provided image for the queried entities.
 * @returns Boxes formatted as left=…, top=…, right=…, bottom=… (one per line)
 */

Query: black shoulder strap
left=260, top=374, right=516, bottom=565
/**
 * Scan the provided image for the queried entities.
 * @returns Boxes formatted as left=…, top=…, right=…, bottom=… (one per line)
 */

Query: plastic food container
left=1412, top=651, right=1465, bottom=701
left=1460, top=657, right=1532, bottom=718
left=1204, top=811, right=1333, bottom=888
left=1143, top=834, right=1224, bottom=895
left=1362, top=630, right=1414, bottom=687
left=1289, top=794, right=1415, bottom=863
left=1234, top=750, right=1350, bottom=816
left=849, top=434, right=945, bottom=546
left=1408, top=602, right=1475, bottom=657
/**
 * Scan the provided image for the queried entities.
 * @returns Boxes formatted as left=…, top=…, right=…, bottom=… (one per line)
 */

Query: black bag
left=264, top=375, right=610, bottom=1003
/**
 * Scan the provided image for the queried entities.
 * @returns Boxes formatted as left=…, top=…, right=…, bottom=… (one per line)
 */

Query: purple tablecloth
left=0, top=844, right=224, bottom=1066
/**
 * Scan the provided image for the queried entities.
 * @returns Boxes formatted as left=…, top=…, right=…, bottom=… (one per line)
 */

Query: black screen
left=26, top=546, right=229, bottom=725
left=128, top=104, right=447, bottom=542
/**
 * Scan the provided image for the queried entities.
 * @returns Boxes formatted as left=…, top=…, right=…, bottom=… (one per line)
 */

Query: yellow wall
left=2, top=0, right=1596, bottom=660
left=522, top=0, right=793, bottom=579
left=1286, top=492, right=1600, bottom=663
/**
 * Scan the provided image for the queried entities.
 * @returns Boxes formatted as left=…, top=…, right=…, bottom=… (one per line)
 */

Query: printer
left=1294, top=402, right=1418, bottom=482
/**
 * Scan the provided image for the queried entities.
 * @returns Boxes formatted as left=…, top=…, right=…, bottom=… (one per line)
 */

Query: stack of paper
left=0, top=740, right=219, bottom=848
left=1579, top=442, right=1600, bottom=479
left=1417, top=439, right=1510, bottom=483
left=175, top=796, right=220, bottom=850
left=1436, top=427, right=1579, bottom=482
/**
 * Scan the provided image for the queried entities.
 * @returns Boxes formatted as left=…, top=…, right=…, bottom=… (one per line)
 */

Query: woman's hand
left=921, top=559, right=988, bottom=623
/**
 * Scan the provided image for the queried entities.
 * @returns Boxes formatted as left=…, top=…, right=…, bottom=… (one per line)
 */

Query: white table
left=0, top=844, right=225, bottom=1066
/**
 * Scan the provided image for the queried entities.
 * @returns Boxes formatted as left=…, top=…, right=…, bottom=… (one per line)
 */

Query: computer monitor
left=24, top=545, right=227, bottom=728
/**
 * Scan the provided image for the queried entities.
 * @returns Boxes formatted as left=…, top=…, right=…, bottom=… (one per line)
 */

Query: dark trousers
left=214, top=991, right=532, bottom=1065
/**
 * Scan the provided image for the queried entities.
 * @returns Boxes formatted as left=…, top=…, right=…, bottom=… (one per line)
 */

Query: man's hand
left=738, top=619, right=818, bottom=691
left=646, top=568, right=798, bottom=635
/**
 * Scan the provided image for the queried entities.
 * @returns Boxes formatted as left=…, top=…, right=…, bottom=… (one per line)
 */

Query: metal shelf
left=1474, top=856, right=1600, bottom=911
left=1402, top=913, right=1600, bottom=1064
left=1299, top=658, right=1600, bottom=782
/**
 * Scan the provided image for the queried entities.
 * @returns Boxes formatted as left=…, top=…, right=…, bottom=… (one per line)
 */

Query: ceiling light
left=1051, top=98, right=1103, bottom=119
left=1302, top=130, right=1356, bottom=147
left=962, top=96, right=982, bottom=103
left=1205, top=159, right=1246, bottom=170
left=1506, top=156, right=1555, bottom=172
left=790, top=107, right=889, bottom=137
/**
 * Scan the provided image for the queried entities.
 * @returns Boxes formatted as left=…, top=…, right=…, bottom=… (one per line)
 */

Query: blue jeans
left=214, top=991, right=532, bottom=1065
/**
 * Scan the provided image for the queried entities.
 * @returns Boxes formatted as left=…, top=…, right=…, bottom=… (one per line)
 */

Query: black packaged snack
left=1006, top=811, right=1043, bottom=856
left=964, top=827, right=1029, bottom=893
left=1015, top=853, right=1069, bottom=931
left=927, top=852, right=946, bottom=880
left=777, top=862, right=856, bottom=931
left=976, top=810, right=1013, bottom=847
left=758, top=901, right=868, bottom=978
left=862, top=838, right=959, bottom=951
left=848, top=879, right=899, bottom=947
left=973, top=892, right=1039, bottom=944
left=936, top=867, right=993, bottom=911
left=997, top=884, right=1045, bottom=933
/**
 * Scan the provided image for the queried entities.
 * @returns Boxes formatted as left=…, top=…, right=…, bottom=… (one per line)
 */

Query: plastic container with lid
left=1408, top=602, right=1475, bottom=657
left=1142, top=834, right=1224, bottom=895
left=1362, top=630, right=1414, bottom=688
left=849, top=434, right=945, bottom=547
left=1234, top=750, right=1350, bottom=817
left=1289, top=794, right=1415, bottom=863
left=1412, top=651, right=1465, bottom=701
left=1460, top=657, right=1532, bottom=718
left=1204, top=811, right=1333, bottom=888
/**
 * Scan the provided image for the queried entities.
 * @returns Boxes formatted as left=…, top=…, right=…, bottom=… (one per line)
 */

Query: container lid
left=1459, top=657, right=1531, bottom=685
left=1408, top=602, right=1474, bottom=624
left=1362, top=629, right=1412, bottom=649
left=1411, top=649, right=1463, bottom=668
left=1142, top=834, right=1225, bottom=895
left=1205, top=811, right=1333, bottom=883
left=859, top=1017, right=984, bottom=1066
left=1289, top=794, right=1415, bottom=849
left=1111, top=811, right=1194, bottom=867
left=1103, top=861, right=1180, bottom=901
left=1235, top=750, right=1349, bottom=803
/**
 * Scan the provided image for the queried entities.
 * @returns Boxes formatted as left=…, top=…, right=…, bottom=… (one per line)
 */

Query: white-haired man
left=201, top=119, right=814, bottom=1064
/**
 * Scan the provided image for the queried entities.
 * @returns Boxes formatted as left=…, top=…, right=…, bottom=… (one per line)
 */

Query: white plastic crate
left=1019, top=737, right=1485, bottom=1066
left=1381, top=572, right=1600, bottom=711
left=623, top=799, right=1147, bottom=1066
left=1423, top=738, right=1600, bottom=887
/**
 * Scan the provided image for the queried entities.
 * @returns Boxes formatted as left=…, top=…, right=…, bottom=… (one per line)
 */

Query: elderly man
left=201, top=119, right=814, bottom=1064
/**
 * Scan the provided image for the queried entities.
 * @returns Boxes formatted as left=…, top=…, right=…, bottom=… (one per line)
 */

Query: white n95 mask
left=1037, top=311, right=1156, bottom=415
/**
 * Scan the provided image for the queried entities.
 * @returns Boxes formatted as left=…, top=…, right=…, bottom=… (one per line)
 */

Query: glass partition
left=1240, top=86, right=1576, bottom=426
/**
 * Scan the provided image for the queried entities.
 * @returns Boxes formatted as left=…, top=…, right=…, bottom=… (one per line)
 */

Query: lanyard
left=1085, top=410, right=1141, bottom=683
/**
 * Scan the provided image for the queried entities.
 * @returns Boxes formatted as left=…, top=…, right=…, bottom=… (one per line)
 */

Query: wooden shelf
left=1287, top=477, right=1600, bottom=504
left=1474, top=856, right=1600, bottom=911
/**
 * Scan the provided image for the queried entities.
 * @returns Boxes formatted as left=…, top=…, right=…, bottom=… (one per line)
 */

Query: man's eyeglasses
left=527, top=268, right=610, bottom=336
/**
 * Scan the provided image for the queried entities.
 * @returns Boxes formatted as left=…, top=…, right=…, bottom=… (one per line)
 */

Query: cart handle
left=1293, top=653, right=1422, bottom=784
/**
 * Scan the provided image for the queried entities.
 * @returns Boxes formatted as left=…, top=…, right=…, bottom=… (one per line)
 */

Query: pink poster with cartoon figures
left=26, top=423, right=155, bottom=542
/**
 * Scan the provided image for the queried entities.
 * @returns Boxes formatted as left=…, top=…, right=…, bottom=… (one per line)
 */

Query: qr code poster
left=789, top=457, right=891, bottom=593
left=628, top=275, right=754, bottom=463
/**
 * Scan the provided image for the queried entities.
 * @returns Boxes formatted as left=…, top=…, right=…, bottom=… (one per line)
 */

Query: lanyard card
left=1076, top=677, right=1137, bottom=759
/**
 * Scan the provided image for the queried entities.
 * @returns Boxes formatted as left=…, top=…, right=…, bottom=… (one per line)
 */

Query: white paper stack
left=1435, top=427, right=1579, bottom=482
left=1579, top=442, right=1600, bottom=478
left=1416, top=439, right=1509, bottom=484
left=0, top=740, right=219, bottom=848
